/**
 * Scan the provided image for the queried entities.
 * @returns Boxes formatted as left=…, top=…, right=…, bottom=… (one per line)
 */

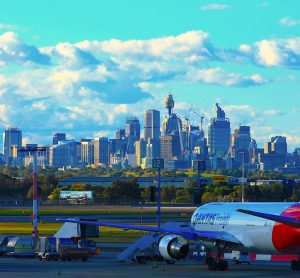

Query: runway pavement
left=0, top=251, right=299, bottom=278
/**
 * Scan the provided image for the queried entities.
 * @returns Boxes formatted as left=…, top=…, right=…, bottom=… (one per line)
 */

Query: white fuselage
left=191, top=202, right=300, bottom=254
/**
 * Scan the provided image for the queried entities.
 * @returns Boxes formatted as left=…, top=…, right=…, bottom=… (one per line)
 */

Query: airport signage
left=152, top=158, right=164, bottom=169
left=60, top=191, right=93, bottom=200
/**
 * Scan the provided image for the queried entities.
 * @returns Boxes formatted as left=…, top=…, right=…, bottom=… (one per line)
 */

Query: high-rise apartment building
left=144, top=109, right=160, bottom=140
left=208, top=104, right=231, bottom=158
left=94, top=137, right=109, bottom=166
left=3, top=127, right=22, bottom=165
left=53, top=133, right=66, bottom=145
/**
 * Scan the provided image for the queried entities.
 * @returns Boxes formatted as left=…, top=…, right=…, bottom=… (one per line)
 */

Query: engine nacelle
left=159, top=234, right=189, bottom=261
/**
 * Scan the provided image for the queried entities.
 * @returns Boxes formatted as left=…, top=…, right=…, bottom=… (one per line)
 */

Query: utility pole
left=19, top=147, right=46, bottom=237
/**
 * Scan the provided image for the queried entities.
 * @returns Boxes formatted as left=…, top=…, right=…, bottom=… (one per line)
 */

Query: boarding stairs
left=116, top=233, right=162, bottom=262
left=116, top=222, right=190, bottom=262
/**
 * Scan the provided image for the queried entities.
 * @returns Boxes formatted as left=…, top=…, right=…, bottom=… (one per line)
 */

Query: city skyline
left=0, top=1, right=300, bottom=150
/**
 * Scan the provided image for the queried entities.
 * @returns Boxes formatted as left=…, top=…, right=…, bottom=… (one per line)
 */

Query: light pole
left=240, top=152, right=245, bottom=203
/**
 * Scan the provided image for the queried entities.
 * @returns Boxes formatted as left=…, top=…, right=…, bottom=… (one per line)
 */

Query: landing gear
left=206, top=243, right=229, bottom=271
left=291, top=260, right=300, bottom=271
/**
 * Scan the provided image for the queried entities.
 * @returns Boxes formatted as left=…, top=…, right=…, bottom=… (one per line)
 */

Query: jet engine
left=158, top=234, right=189, bottom=261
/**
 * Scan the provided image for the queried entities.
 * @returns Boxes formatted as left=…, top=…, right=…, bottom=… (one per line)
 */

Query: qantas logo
left=192, top=212, right=231, bottom=226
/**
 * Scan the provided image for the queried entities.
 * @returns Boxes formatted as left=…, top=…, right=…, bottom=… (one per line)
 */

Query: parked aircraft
left=58, top=202, right=300, bottom=271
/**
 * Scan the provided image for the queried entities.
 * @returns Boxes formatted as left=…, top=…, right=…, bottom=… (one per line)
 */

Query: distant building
left=53, top=133, right=66, bottom=145
left=116, top=129, right=125, bottom=140
left=144, top=109, right=160, bottom=140
left=80, top=139, right=94, bottom=166
left=135, top=139, right=147, bottom=166
left=230, top=125, right=251, bottom=164
left=94, top=137, right=109, bottom=166
left=208, top=104, right=230, bottom=158
left=49, top=140, right=79, bottom=168
left=146, top=138, right=160, bottom=159
left=293, top=148, right=300, bottom=167
left=160, top=135, right=173, bottom=160
left=259, top=136, right=287, bottom=170
left=125, top=117, right=140, bottom=154
left=3, top=127, right=22, bottom=165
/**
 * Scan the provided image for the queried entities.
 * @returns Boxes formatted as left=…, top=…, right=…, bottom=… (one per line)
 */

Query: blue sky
left=0, top=0, right=300, bottom=150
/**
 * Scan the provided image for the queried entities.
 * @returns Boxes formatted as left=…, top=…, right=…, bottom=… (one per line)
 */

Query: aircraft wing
left=237, top=209, right=300, bottom=228
left=56, top=218, right=241, bottom=244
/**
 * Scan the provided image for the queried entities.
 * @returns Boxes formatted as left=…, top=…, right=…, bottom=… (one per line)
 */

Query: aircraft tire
left=291, top=260, right=300, bottom=271
left=219, top=260, right=228, bottom=271
left=207, top=257, right=215, bottom=270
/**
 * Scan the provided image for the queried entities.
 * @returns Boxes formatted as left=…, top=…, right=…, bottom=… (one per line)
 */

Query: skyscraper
left=80, top=139, right=94, bottom=166
left=144, top=109, right=160, bottom=140
left=125, top=117, right=140, bottom=154
left=208, top=104, right=231, bottom=158
left=94, top=137, right=109, bottom=166
left=49, top=140, right=78, bottom=168
left=3, top=127, right=22, bottom=165
left=135, top=139, right=147, bottom=166
left=230, top=125, right=251, bottom=163
left=53, top=133, right=66, bottom=145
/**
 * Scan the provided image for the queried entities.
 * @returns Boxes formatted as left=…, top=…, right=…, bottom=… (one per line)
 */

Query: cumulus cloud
left=0, top=32, right=50, bottom=65
left=201, top=4, right=231, bottom=10
left=187, top=67, right=268, bottom=87
left=239, top=38, right=300, bottom=68
left=279, top=17, right=300, bottom=27
left=0, top=30, right=299, bottom=144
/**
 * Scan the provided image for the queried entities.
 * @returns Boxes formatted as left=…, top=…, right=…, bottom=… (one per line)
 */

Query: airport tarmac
left=0, top=251, right=299, bottom=278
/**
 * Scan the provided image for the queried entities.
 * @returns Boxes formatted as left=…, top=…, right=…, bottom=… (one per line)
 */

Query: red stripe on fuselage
left=272, top=204, right=300, bottom=253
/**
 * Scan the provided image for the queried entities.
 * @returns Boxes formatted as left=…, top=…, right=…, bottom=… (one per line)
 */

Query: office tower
left=53, top=133, right=66, bottom=145
left=270, top=136, right=287, bottom=156
left=49, top=140, right=78, bottom=168
left=231, top=125, right=251, bottom=163
left=135, top=139, right=147, bottom=166
left=125, top=117, right=140, bottom=154
left=81, top=139, right=94, bottom=166
left=146, top=138, right=160, bottom=159
left=160, top=135, right=173, bottom=160
left=293, top=148, right=300, bottom=167
left=208, top=103, right=231, bottom=158
left=259, top=136, right=287, bottom=171
left=3, top=127, right=22, bottom=165
left=116, top=129, right=125, bottom=140
left=144, top=109, right=160, bottom=140
left=94, top=137, right=109, bottom=166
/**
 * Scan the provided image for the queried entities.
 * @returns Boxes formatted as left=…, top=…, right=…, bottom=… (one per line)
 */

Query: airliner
left=58, top=202, right=300, bottom=271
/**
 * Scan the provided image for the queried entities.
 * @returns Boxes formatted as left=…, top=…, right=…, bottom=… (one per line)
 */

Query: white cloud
left=187, top=67, right=268, bottom=87
left=0, top=23, right=15, bottom=30
left=263, top=109, right=285, bottom=116
left=239, top=38, right=300, bottom=68
left=0, top=32, right=50, bottom=65
left=201, top=4, right=231, bottom=10
left=279, top=17, right=300, bottom=27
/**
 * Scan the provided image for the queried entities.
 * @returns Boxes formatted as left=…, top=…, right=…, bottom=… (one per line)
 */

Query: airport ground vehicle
left=59, top=202, right=300, bottom=271
left=232, top=251, right=251, bottom=265
left=6, top=236, right=35, bottom=257
left=36, top=237, right=89, bottom=261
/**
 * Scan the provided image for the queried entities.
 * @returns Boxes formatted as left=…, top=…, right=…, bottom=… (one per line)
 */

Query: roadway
left=0, top=251, right=299, bottom=278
